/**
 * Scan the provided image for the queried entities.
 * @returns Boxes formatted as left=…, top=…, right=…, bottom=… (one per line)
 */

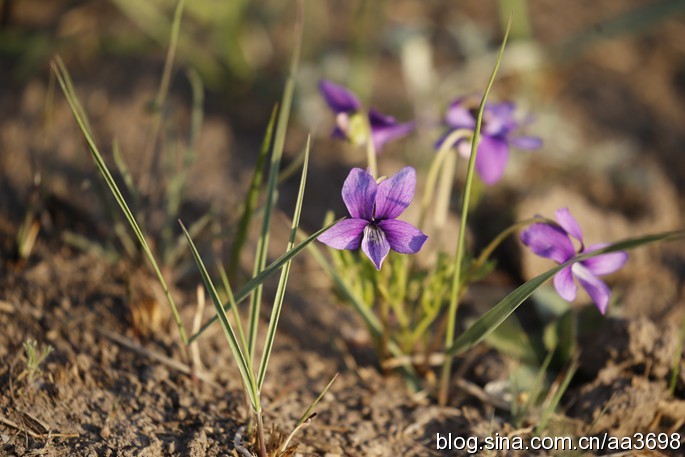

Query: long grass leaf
left=446, top=230, right=684, bottom=357
left=52, top=57, right=188, bottom=344
left=179, top=220, right=259, bottom=411
left=247, top=5, right=304, bottom=361
left=227, top=105, right=278, bottom=279
left=257, top=138, right=310, bottom=389
left=537, top=356, right=578, bottom=432
left=279, top=372, right=339, bottom=453
left=188, top=218, right=344, bottom=344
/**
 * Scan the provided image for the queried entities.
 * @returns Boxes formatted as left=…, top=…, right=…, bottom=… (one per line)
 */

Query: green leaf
left=257, top=137, right=310, bottom=389
left=247, top=7, right=304, bottom=361
left=52, top=57, right=188, bottom=344
left=180, top=220, right=259, bottom=411
left=227, top=105, right=277, bottom=279
left=446, top=230, right=684, bottom=357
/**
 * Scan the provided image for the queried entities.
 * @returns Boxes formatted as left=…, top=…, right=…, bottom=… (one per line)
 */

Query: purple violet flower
left=437, top=96, right=542, bottom=185
left=520, top=208, right=628, bottom=314
left=319, top=80, right=414, bottom=152
left=318, top=166, right=428, bottom=270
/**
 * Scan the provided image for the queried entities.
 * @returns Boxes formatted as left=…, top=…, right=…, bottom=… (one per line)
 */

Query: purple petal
left=571, top=262, right=612, bottom=314
left=581, top=244, right=628, bottom=276
left=520, top=222, right=576, bottom=264
left=374, top=166, right=416, bottom=220
left=510, top=135, right=542, bottom=150
left=378, top=219, right=428, bottom=254
left=361, top=225, right=391, bottom=270
left=342, top=168, right=376, bottom=220
left=319, top=80, right=361, bottom=114
left=445, top=98, right=476, bottom=129
left=554, top=208, right=584, bottom=244
left=317, top=218, right=369, bottom=250
left=475, top=136, right=510, bottom=185
left=482, top=102, right=518, bottom=136
left=368, top=109, right=414, bottom=151
left=553, top=265, right=577, bottom=302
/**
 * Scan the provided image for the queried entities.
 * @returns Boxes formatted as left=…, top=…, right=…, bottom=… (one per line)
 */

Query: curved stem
left=417, top=129, right=472, bottom=230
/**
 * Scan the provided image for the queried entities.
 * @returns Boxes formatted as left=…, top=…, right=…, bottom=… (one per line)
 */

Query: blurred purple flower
left=319, top=80, right=414, bottom=152
left=437, top=96, right=542, bottom=184
left=318, top=167, right=428, bottom=270
left=520, top=208, right=628, bottom=314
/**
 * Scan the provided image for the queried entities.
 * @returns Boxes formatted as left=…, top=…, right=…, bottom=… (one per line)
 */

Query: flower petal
left=378, top=219, right=428, bottom=254
left=520, top=222, right=576, bottom=264
left=374, top=166, right=416, bottom=220
left=368, top=109, right=414, bottom=151
left=483, top=102, right=518, bottom=136
left=319, top=80, right=361, bottom=113
left=581, top=244, right=628, bottom=276
left=445, top=97, right=476, bottom=129
left=553, top=265, right=577, bottom=302
left=317, top=218, right=369, bottom=250
left=555, top=208, right=584, bottom=244
left=361, top=225, right=391, bottom=270
left=510, top=135, right=542, bottom=150
left=342, top=168, right=376, bottom=220
left=475, top=136, right=509, bottom=185
left=572, top=262, right=612, bottom=314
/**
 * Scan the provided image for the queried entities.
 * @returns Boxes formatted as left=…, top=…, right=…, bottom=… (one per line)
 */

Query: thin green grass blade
left=154, top=0, right=185, bottom=112
left=111, top=140, right=141, bottom=259
left=537, top=356, right=578, bottom=432
left=227, top=105, right=278, bottom=279
left=669, top=308, right=685, bottom=395
left=279, top=372, right=339, bottom=454
left=179, top=220, right=259, bottom=411
left=257, top=138, right=310, bottom=389
left=446, top=230, right=684, bottom=357
left=163, top=67, right=204, bottom=261
left=188, top=218, right=343, bottom=344
left=52, top=57, right=188, bottom=344
left=167, top=211, right=213, bottom=269
left=214, top=261, right=251, bottom=371
left=439, top=16, right=512, bottom=405
left=276, top=143, right=308, bottom=186
left=519, top=350, right=554, bottom=422
left=112, top=139, right=140, bottom=216
left=247, top=6, right=304, bottom=361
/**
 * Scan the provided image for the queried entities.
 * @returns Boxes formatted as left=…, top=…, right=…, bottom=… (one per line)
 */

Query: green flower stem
left=417, top=129, right=472, bottom=230
left=433, top=147, right=457, bottom=237
left=438, top=17, right=512, bottom=406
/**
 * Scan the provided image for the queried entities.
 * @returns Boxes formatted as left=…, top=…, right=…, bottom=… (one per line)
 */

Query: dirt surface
left=2, top=1, right=685, bottom=456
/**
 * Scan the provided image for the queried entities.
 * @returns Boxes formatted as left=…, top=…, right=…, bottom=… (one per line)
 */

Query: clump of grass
left=54, top=1, right=338, bottom=454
